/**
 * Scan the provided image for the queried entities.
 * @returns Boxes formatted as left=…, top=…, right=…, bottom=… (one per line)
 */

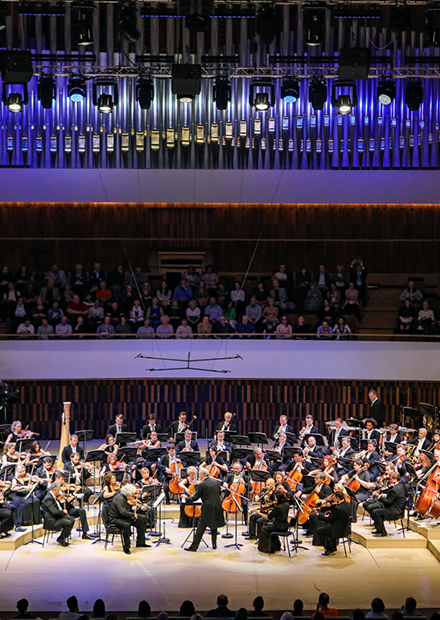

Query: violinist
left=99, top=453, right=127, bottom=478
left=5, top=421, right=38, bottom=445
left=137, top=466, right=160, bottom=493
left=183, top=468, right=225, bottom=552
left=10, top=465, right=41, bottom=532
left=273, top=414, right=294, bottom=440
left=41, top=482, right=74, bottom=547
left=61, top=434, right=84, bottom=464
left=216, top=411, right=237, bottom=433
left=35, top=456, right=55, bottom=500
left=309, top=455, right=339, bottom=489
left=65, top=453, right=93, bottom=503
left=389, top=445, right=410, bottom=483
left=98, top=435, right=119, bottom=461
left=245, top=478, right=276, bottom=540
left=167, top=411, right=189, bottom=440
left=176, top=430, right=200, bottom=467
left=53, top=471, right=94, bottom=539
left=178, top=466, right=199, bottom=528
left=0, top=486, right=15, bottom=538
left=363, top=462, right=396, bottom=514
left=134, top=467, right=157, bottom=526
left=315, top=490, right=352, bottom=555
left=1, top=443, right=24, bottom=467
left=367, top=472, right=407, bottom=537
left=429, top=430, right=440, bottom=452
left=223, top=462, right=250, bottom=522
left=273, top=471, right=293, bottom=499
left=208, top=431, right=231, bottom=456
left=24, top=441, right=51, bottom=467
left=340, top=459, right=373, bottom=503
left=257, top=490, right=290, bottom=554
left=103, top=473, right=120, bottom=504
left=141, top=413, right=163, bottom=439
left=201, top=447, right=228, bottom=479
left=107, top=483, right=150, bottom=554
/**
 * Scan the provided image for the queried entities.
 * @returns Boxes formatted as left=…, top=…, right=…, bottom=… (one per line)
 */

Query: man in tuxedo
left=408, top=428, right=431, bottom=457
left=53, top=471, right=94, bottom=539
left=273, top=415, right=295, bottom=440
left=208, top=430, right=231, bottom=455
left=158, top=445, right=182, bottom=502
left=245, top=447, right=271, bottom=471
left=176, top=430, right=200, bottom=466
left=300, top=414, right=320, bottom=438
left=65, top=453, right=93, bottom=503
left=108, top=484, right=150, bottom=554
left=223, top=461, right=250, bottom=522
left=387, top=423, right=403, bottom=445
left=35, top=457, right=55, bottom=500
left=141, top=414, right=163, bottom=439
left=363, top=440, right=381, bottom=480
left=107, top=414, right=128, bottom=442
left=215, top=412, right=237, bottom=433
left=364, top=419, right=381, bottom=443
left=369, top=472, right=407, bottom=537
left=184, top=468, right=225, bottom=552
left=368, top=389, right=385, bottom=427
left=167, top=411, right=189, bottom=440
left=330, top=418, right=350, bottom=451
left=304, top=435, right=322, bottom=458
left=41, top=482, right=75, bottom=547
left=315, top=491, right=352, bottom=555
left=335, top=437, right=355, bottom=476
left=88, top=262, right=106, bottom=289
left=61, top=435, right=84, bottom=464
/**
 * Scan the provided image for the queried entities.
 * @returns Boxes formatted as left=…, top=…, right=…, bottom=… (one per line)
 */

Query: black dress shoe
left=57, top=539, right=70, bottom=547
left=82, top=533, right=94, bottom=540
left=244, top=536, right=257, bottom=540
left=373, top=532, right=387, bottom=537
left=136, top=543, right=151, bottom=548
left=184, top=547, right=197, bottom=552
left=212, top=544, right=217, bottom=550
left=124, top=549, right=131, bottom=555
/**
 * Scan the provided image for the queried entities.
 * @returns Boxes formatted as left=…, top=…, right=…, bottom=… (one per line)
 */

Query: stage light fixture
left=118, top=1, right=140, bottom=43
left=308, top=80, right=327, bottom=110
left=303, top=6, right=326, bottom=47
left=137, top=78, right=154, bottom=110
left=0, top=52, right=33, bottom=114
left=331, top=80, right=357, bottom=115
left=172, top=64, right=202, bottom=102
left=186, top=14, right=209, bottom=33
left=2, top=83, right=29, bottom=113
left=72, top=1, right=95, bottom=46
left=68, top=77, right=87, bottom=102
left=281, top=78, right=299, bottom=104
left=255, top=5, right=279, bottom=46
left=38, top=76, right=56, bottom=108
left=213, top=78, right=231, bottom=110
left=377, top=79, right=395, bottom=105
left=249, top=80, right=275, bottom=112
left=405, top=80, right=423, bottom=111
left=93, top=80, right=119, bottom=113
left=177, top=0, right=213, bottom=33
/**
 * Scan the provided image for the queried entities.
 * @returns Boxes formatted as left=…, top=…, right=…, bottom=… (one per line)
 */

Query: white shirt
left=178, top=421, right=187, bottom=433
left=389, top=434, right=399, bottom=443
left=414, top=437, right=426, bottom=457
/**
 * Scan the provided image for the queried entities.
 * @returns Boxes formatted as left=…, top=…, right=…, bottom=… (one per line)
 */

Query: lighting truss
left=134, top=352, right=243, bottom=374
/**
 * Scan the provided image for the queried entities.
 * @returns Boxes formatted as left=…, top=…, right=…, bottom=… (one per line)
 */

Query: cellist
left=340, top=458, right=374, bottom=503
left=222, top=462, right=250, bottom=523
left=178, top=466, right=200, bottom=528
left=201, top=447, right=228, bottom=479
left=298, top=472, right=333, bottom=537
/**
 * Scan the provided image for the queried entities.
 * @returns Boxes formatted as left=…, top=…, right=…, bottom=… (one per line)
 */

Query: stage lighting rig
left=38, top=76, right=56, bottom=109
left=405, top=80, right=423, bottom=111
left=331, top=80, right=357, bottom=115
left=309, top=80, right=327, bottom=110
left=172, top=64, right=202, bottom=103
left=213, top=78, right=231, bottom=110
left=249, top=80, right=275, bottom=111
left=303, top=5, right=326, bottom=47
left=72, top=1, right=95, bottom=47
left=377, top=79, right=395, bottom=105
left=137, top=78, right=154, bottom=110
left=68, top=77, right=87, bottom=102
left=93, top=79, right=119, bottom=113
left=0, top=51, right=33, bottom=114
left=281, top=78, right=299, bottom=104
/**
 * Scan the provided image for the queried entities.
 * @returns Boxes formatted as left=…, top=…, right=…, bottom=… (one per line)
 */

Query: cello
left=250, top=453, right=268, bottom=498
left=297, top=488, right=320, bottom=525
left=168, top=456, right=184, bottom=495
left=184, top=471, right=202, bottom=519
left=415, top=462, right=440, bottom=519
left=222, top=474, right=246, bottom=514
left=343, top=464, right=369, bottom=493
left=286, top=462, right=303, bottom=491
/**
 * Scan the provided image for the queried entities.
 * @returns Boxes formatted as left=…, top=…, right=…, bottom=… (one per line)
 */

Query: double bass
left=415, top=462, right=440, bottom=519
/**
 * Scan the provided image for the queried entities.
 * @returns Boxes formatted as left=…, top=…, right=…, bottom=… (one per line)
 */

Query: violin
left=250, top=499, right=277, bottom=516
left=314, top=494, right=337, bottom=513
left=17, top=429, right=40, bottom=439
left=222, top=474, right=246, bottom=513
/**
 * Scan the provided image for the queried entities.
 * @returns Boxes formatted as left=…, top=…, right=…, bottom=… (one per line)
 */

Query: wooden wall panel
left=1, top=203, right=440, bottom=273
left=10, top=379, right=440, bottom=440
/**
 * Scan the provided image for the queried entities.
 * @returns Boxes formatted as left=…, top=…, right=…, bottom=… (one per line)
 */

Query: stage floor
left=1, top=520, right=440, bottom=614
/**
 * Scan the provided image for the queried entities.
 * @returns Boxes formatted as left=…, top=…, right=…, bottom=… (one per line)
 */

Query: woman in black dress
left=257, top=490, right=290, bottom=554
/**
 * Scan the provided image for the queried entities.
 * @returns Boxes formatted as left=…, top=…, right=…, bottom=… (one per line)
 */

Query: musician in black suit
left=329, top=418, right=350, bottom=451
left=215, top=412, right=237, bottom=433
left=301, top=472, right=333, bottom=534
left=106, top=414, right=128, bottom=441
left=299, top=415, right=320, bottom=439
left=368, top=389, right=385, bottom=427
left=65, top=453, right=93, bottom=503
left=407, top=428, right=431, bottom=457
left=272, top=415, right=295, bottom=440
left=387, top=423, right=403, bottom=445
left=363, top=440, right=381, bottom=480
left=35, top=457, right=55, bottom=500
left=257, top=491, right=290, bottom=553
left=389, top=445, right=410, bottom=484
left=41, top=483, right=75, bottom=547
left=158, top=445, right=182, bottom=502
left=141, top=414, right=163, bottom=439
left=208, top=431, right=231, bottom=456
left=167, top=411, right=190, bottom=440
left=184, top=468, right=225, bottom=552
left=369, top=472, right=407, bottom=537
left=107, top=484, right=150, bottom=554
left=315, top=491, right=352, bottom=555
left=244, top=447, right=272, bottom=474
left=335, top=437, right=356, bottom=476
left=223, top=461, right=250, bottom=522
left=364, top=419, right=381, bottom=444
left=304, top=435, right=323, bottom=458
left=61, top=435, right=84, bottom=464
left=53, top=472, right=94, bottom=539
left=176, top=430, right=200, bottom=466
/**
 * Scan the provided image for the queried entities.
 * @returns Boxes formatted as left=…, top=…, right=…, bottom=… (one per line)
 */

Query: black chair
left=388, top=497, right=409, bottom=538
left=101, top=503, right=124, bottom=551
left=268, top=526, right=294, bottom=557
left=339, top=516, right=353, bottom=557
left=40, top=504, right=68, bottom=547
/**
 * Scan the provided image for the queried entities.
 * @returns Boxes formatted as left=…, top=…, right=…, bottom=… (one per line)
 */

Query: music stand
left=224, top=431, right=237, bottom=442
left=156, top=433, right=170, bottom=443
left=264, top=450, right=283, bottom=465
left=286, top=432, right=299, bottom=445
left=346, top=418, right=366, bottom=429
left=248, top=433, right=269, bottom=447
left=91, top=488, right=105, bottom=543
left=23, top=481, right=43, bottom=546
left=180, top=451, right=201, bottom=468
left=0, top=463, right=16, bottom=478
left=142, top=484, right=163, bottom=537
left=231, top=447, right=254, bottom=464
left=384, top=442, right=399, bottom=455
left=305, top=433, right=326, bottom=447
left=154, top=490, right=171, bottom=546
left=375, top=461, right=387, bottom=475
left=175, top=432, right=197, bottom=444
left=180, top=497, right=207, bottom=549
left=75, top=429, right=94, bottom=458
left=115, top=432, right=137, bottom=446
left=284, top=447, right=302, bottom=460
left=249, top=469, right=271, bottom=488
left=230, top=435, right=252, bottom=447
left=117, top=447, right=138, bottom=462
left=15, top=438, right=33, bottom=455
left=144, top=448, right=167, bottom=463
left=85, top=449, right=106, bottom=494
left=0, top=423, right=10, bottom=438
left=402, top=407, right=421, bottom=430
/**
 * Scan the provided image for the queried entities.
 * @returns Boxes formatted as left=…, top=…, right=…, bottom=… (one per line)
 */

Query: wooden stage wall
left=1, top=202, right=440, bottom=273
left=12, top=379, right=440, bottom=439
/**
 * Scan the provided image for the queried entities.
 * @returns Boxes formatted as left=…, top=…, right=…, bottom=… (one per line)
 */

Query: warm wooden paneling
left=1, top=202, right=440, bottom=273
left=10, top=378, right=440, bottom=440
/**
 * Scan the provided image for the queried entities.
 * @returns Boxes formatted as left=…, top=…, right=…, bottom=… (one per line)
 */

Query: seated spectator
left=120, top=284, right=138, bottom=315
left=89, top=262, right=106, bottom=289
left=167, top=298, right=184, bottom=329
left=417, top=300, right=436, bottom=333
left=156, top=315, right=174, bottom=338
left=201, top=265, right=219, bottom=291
left=92, top=599, right=106, bottom=619
left=17, top=319, right=35, bottom=337
left=293, top=315, right=311, bottom=339
left=353, top=611, right=365, bottom=620
left=59, top=596, right=80, bottom=619
left=236, top=610, right=247, bottom=620
left=108, top=301, right=121, bottom=326
left=45, top=264, right=67, bottom=289
left=195, top=281, right=209, bottom=308
left=173, top=278, right=193, bottom=305
left=317, top=320, right=333, bottom=339
left=96, top=315, right=115, bottom=338
left=73, top=316, right=86, bottom=337
left=182, top=265, right=200, bottom=287
left=314, top=265, right=331, bottom=294
left=109, top=264, right=125, bottom=302
left=67, top=294, right=89, bottom=325
left=246, top=296, right=262, bottom=327
left=37, top=318, right=54, bottom=340
left=147, top=296, right=164, bottom=327
left=230, top=281, right=245, bottom=316
left=216, top=282, right=230, bottom=309
left=157, top=281, right=171, bottom=308
left=31, top=296, right=48, bottom=328
left=253, top=281, right=269, bottom=306
left=62, top=282, right=74, bottom=307
left=205, top=297, right=223, bottom=323
left=401, top=598, right=420, bottom=617
left=398, top=299, right=416, bottom=331
left=213, top=315, right=233, bottom=338
left=327, top=283, right=341, bottom=309
left=138, top=601, right=151, bottom=618
left=399, top=280, right=423, bottom=310
left=295, top=266, right=311, bottom=305
left=197, top=315, right=212, bottom=337
left=224, top=303, right=237, bottom=328
left=1, top=282, right=21, bottom=322
left=366, top=598, right=387, bottom=619
left=56, top=315, right=73, bottom=338
left=71, top=264, right=87, bottom=299
left=276, top=315, right=292, bottom=339
left=48, top=301, right=64, bottom=326
left=116, top=315, right=132, bottom=336
left=14, top=598, right=36, bottom=619
left=270, top=278, right=295, bottom=311
left=139, top=283, right=153, bottom=309
left=305, top=282, right=323, bottom=313
left=14, top=265, right=32, bottom=291
left=333, top=265, right=347, bottom=298
left=314, top=593, right=339, bottom=618
left=129, top=299, right=144, bottom=327
left=333, top=316, right=351, bottom=340
left=39, top=278, right=61, bottom=304
left=235, top=315, right=255, bottom=338
left=96, top=280, right=112, bottom=304
left=21, top=281, right=37, bottom=310
left=131, top=266, right=148, bottom=289
left=248, top=597, right=268, bottom=618
left=88, top=299, right=104, bottom=327
left=273, top=264, right=289, bottom=288
left=205, top=594, right=234, bottom=618
left=350, top=259, right=368, bottom=303
left=318, top=299, right=337, bottom=327
left=262, top=296, right=279, bottom=325
left=343, top=282, right=360, bottom=318
left=180, top=601, right=196, bottom=617
left=186, top=299, right=201, bottom=330
left=263, top=322, right=277, bottom=339
left=293, top=600, right=304, bottom=617
left=12, top=297, right=27, bottom=332
left=281, top=614, right=294, bottom=620
left=176, top=318, right=193, bottom=339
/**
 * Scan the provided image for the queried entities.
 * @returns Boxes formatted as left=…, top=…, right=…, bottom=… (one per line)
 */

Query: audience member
left=37, top=318, right=54, bottom=340
left=176, top=318, right=193, bottom=339
left=343, top=283, right=360, bottom=318
left=314, top=593, right=339, bottom=618
left=205, top=297, right=223, bottom=323
left=270, top=278, right=295, bottom=311
left=276, top=316, right=292, bottom=339
left=317, top=320, right=333, bottom=339
left=96, top=316, right=115, bottom=337
left=350, top=259, right=368, bottom=302
left=129, top=299, right=145, bottom=328
left=235, top=315, right=255, bottom=338
left=17, top=319, right=35, bottom=337
left=231, top=281, right=246, bottom=316
left=248, top=597, right=268, bottom=618
left=398, top=299, right=416, bottom=331
left=197, top=315, right=212, bottom=337
left=236, top=609, right=248, bottom=620
left=180, top=601, right=196, bottom=617
left=136, top=318, right=154, bottom=338
left=14, top=599, right=36, bottom=619
left=293, top=600, right=304, bottom=617
left=205, top=595, right=234, bottom=618
left=333, top=317, right=351, bottom=340
left=138, top=601, right=151, bottom=618
left=56, top=316, right=73, bottom=338
left=59, top=596, right=80, bottom=619
left=39, top=278, right=60, bottom=304
left=156, top=315, right=174, bottom=338
left=401, top=598, right=421, bottom=617
left=186, top=299, right=201, bottom=330
left=399, top=280, right=423, bottom=310
left=147, top=297, right=164, bottom=328
left=366, top=598, right=387, bottom=619
left=305, top=282, right=322, bottom=313
left=213, top=315, right=234, bottom=338
left=314, top=265, right=331, bottom=294
left=157, top=281, right=172, bottom=307
left=173, top=278, right=193, bottom=304
left=92, top=600, right=106, bottom=618
left=201, top=265, right=219, bottom=290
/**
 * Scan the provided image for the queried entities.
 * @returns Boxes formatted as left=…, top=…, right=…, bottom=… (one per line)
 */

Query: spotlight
left=137, top=78, right=154, bottom=110
left=68, top=77, right=87, bottom=102
left=303, top=6, right=326, bottom=47
left=331, top=80, right=357, bottom=115
left=281, top=78, right=299, bottom=104
left=2, top=83, right=29, bottom=113
left=405, top=81, right=423, bottom=111
left=172, top=64, right=202, bottom=102
left=186, top=14, right=209, bottom=33
left=377, top=79, right=395, bottom=105
left=213, top=78, right=231, bottom=110
left=255, top=5, right=279, bottom=46
left=93, top=80, right=119, bottom=113
left=309, top=80, right=327, bottom=110
left=118, top=1, right=140, bottom=43
left=249, top=80, right=275, bottom=111
left=177, top=0, right=213, bottom=32
left=72, top=2, right=95, bottom=47
left=38, top=76, right=56, bottom=108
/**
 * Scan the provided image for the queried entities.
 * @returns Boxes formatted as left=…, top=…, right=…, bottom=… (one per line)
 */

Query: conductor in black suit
left=369, top=472, right=407, bottom=537
left=61, top=435, right=84, bottom=464
left=184, top=468, right=225, bottom=552
left=368, top=389, right=385, bottom=427
left=41, top=483, right=74, bottom=547
left=316, top=490, right=352, bottom=555
left=107, top=414, right=128, bottom=442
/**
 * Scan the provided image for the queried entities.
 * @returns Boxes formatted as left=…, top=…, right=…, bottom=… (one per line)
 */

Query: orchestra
left=1, top=397, right=440, bottom=558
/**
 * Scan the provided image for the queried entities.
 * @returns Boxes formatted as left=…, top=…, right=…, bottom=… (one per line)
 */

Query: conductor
left=184, top=468, right=225, bottom=552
